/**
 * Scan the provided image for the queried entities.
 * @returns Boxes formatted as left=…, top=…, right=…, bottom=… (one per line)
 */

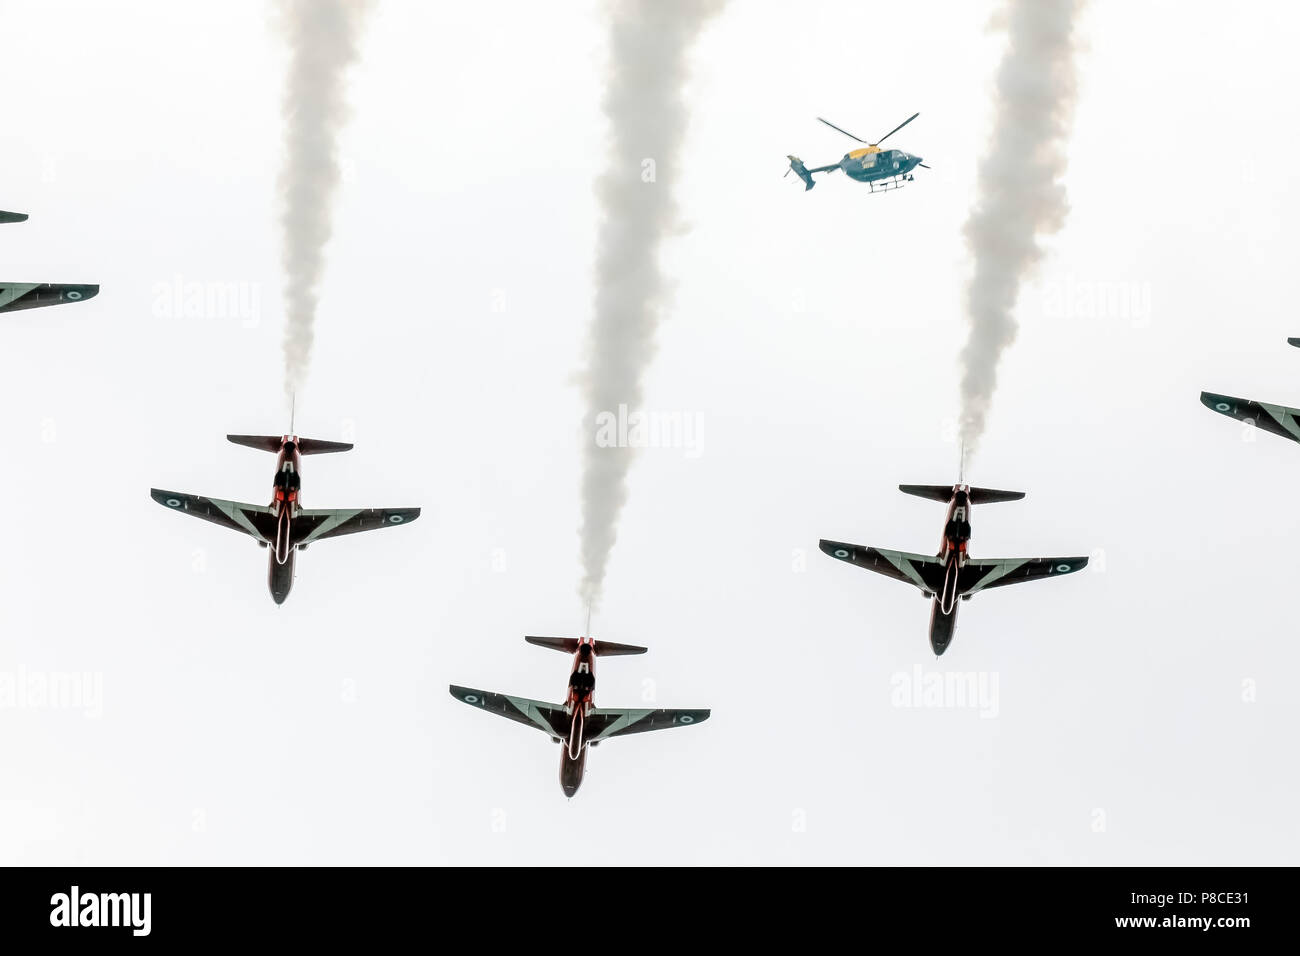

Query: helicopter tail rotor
left=786, top=155, right=816, bottom=190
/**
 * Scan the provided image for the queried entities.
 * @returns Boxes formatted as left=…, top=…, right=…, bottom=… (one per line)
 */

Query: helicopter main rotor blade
left=918, top=163, right=931, bottom=169
left=876, top=112, right=919, bottom=145
left=816, top=117, right=867, bottom=143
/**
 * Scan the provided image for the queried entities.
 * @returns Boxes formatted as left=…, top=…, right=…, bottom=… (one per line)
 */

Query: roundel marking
left=165, top=498, right=182, bottom=508
left=1055, top=563, right=1071, bottom=573
left=1215, top=402, right=1230, bottom=412
left=464, top=694, right=478, bottom=703
left=679, top=714, right=694, bottom=724
left=834, top=549, right=850, bottom=558
left=66, top=290, right=82, bottom=300
left=389, top=514, right=404, bottom=524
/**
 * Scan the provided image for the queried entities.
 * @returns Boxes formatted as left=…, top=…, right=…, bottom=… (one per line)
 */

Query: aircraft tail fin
left=966, top=487, right=1026, bottom=505
left=226, top=435, right=353, bottom=454
left=525, top=636, right=649, bottom=657
left=786, top=156, right=816, bottom=190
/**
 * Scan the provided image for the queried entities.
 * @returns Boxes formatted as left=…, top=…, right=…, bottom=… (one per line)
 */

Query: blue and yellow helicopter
left=787, top=113, right=928, bottom=192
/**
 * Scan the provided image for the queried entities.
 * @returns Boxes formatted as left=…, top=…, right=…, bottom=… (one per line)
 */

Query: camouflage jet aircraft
left=451, top=635, right=709, bottom=797
left=822, top=482, right=1088, bottom=655
left=152, top=433, right=419, bottom=604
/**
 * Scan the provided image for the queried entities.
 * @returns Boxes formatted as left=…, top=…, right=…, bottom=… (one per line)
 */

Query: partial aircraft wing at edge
left=1201, top=391, right=1300, bottom=444
left=0, top=282, right=99, bottom=314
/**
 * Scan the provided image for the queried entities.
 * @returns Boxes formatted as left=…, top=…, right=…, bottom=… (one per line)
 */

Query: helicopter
left=786, top=112, right=928, bottom=192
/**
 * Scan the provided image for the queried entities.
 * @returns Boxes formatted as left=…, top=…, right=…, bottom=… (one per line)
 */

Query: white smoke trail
left=578, top=0, right=725, bottom=610
left=959, top=0, right=1085, bottom=453
left=276, top=0, right=371, bottom=401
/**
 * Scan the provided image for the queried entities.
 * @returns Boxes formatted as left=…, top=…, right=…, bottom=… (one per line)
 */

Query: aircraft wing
left=290, top=507, right=420, bottom=545
left=0, top=282, right=99, bottom=314
left=820, top=539, right=947, bottom=594
left=449, top=686, right=570, bottom=738
left=585, top=708, right=710, bottom=741
left=1200, top=391, right=1300, bottom=444
left=957, top=556, right=1088, bottom=596
left=150, top=489, right=277, bottom=542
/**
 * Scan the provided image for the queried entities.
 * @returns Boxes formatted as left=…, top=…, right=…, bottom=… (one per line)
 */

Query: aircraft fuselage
left=842, top=147, right=923, bottom=183
left=267, top=437, right=304, bottom=605
left=929, top=486, right=974, bottom=655
left=559, top=639, right=599, bottom=797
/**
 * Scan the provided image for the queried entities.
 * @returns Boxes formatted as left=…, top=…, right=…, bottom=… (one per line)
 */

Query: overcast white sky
left=0, top=0, right=1297, bottom=865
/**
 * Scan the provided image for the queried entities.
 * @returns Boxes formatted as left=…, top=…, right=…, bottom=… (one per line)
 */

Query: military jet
left=821, top=482, right=1088, bottom=655
left=1201, top=339, right=1300, bottom=443
left=151, top=433, right=419, bottom=604
left=787, top=112, right=928, bottom=192
left=451, top=635, right=710, bottom=798
left=1, top=213, right=99, bottom=312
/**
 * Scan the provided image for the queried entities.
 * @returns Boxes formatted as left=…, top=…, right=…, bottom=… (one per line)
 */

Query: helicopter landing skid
left=867, top=175, right=913, bottom=194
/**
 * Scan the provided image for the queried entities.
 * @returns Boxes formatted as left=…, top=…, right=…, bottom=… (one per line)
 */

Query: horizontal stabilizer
left=297, top=437, right=354, bottom=455
left=227, top=435, right=283, bottom=453
left=898, top=484, right=954, bottom=502
left=525, top=636, right=649, bottom=656
left=227, top=435, right=354, bottom=454
left=899, top=484, right=1024, bottom=504
left=0, top=210, right=28, bottom=224
left=967, top=486, right=1026, bottom=505
left=0, top=282, right=98, bottom=314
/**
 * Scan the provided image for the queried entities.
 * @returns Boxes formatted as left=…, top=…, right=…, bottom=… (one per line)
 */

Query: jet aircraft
left=451, top=635, right=709, bottom=797
left=821, top=482, right=1088, bottom=655
left=151, top=433, right=419, bottom=604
